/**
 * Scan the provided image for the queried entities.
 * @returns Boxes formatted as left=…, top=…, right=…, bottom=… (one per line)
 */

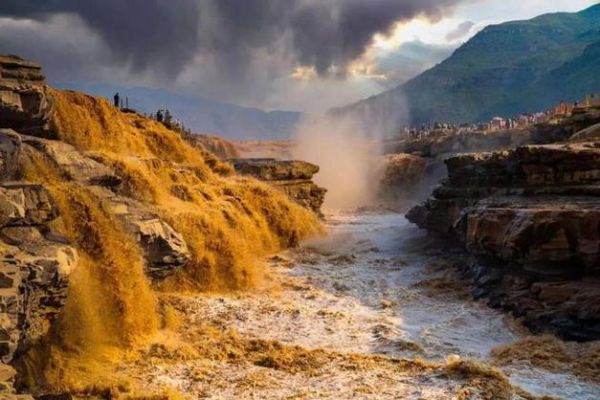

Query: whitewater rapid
left=150, top=211, right=600, bottom=399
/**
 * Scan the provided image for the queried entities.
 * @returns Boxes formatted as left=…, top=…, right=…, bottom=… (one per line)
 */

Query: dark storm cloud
left=0, top=0, right=201, bottom=75
left=0, top=0, right=466, bottom=79
left=289, top=0, right=464, bottom=75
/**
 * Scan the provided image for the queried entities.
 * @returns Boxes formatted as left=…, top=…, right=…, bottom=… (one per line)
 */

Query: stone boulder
left=131, top=218, right=190, bottom=280
left=232, top=158, right=320, bottom=181
left=232, top=158, right=326, bottom=215
left=0, top=130, right=21, bottom=181
left=0, top=56, right=52, bottom=135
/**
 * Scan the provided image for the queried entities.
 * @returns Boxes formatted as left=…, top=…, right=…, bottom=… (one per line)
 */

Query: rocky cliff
left=377, top=154, right=428, bottom=205
left=407, top=111, right=600, bottom=340
left=0, top=61, right=71, bottom=396
left=380, top=108, right=600, bottom=205
left=0, top=56, right=322, bottom=396
left=231, top=158, right=326, bottom=215
left=0, top=56, right=52, bottom=136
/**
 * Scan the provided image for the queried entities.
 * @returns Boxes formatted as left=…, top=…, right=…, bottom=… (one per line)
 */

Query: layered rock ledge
left=232, top=158, right=326, bottom=215
left=0, top=138, right=75, bottom=398
left=0, top=56, right=52, bottom=136
left=407, top=141, right=600, bottom=340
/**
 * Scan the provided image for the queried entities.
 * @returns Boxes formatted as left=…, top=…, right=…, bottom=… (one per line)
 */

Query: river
left=134, top=211, right=600, bottom=399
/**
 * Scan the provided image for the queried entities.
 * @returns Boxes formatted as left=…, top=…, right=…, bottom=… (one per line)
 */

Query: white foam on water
left=154, top=210, right=600, bottom=399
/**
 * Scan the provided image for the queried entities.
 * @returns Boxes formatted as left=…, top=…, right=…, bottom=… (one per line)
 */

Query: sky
left=0, top=0, right=597, bottom=113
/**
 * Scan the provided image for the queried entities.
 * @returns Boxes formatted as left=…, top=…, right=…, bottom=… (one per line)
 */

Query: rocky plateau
left=231, top=158, right=327, bottom=215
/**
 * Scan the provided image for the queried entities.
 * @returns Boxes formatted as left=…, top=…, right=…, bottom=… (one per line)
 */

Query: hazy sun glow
left=290, top=66, right=317, bottom=80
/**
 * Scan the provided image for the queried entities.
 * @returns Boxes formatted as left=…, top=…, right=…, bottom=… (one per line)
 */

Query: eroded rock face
left=232, top=158, right=326, bottom=215
left=0, top=125, right=77, bottom=397
left=408, top=141, right=600, bottom=339
left=0, top=184, right=58, bottom=229
left=391, top=128, right=535, bottom=159
left=0, top=237, right=77, bottom=362
left=21, top=135, right=191, bottom=280
left=0, top=162, right=76, bottom=367
left=571, top=122, right=600, bottom=142
left=0, top=56, right=52, bottom=135
left=0, top=130, right=21, bottom=181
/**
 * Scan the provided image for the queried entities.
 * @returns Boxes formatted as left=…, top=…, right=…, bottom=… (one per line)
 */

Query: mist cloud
left=445, top=20, right=475, bottom=41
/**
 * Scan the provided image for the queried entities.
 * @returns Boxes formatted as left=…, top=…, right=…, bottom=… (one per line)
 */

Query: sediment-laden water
left=137, top=212, right=600, bottom=399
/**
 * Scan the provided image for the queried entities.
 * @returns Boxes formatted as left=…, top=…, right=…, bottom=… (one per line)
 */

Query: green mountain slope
left=338, top=3, right=600, bottom=130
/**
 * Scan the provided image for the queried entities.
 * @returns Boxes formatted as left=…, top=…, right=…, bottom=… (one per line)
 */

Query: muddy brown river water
left=133, top=211, right=600, bottom=399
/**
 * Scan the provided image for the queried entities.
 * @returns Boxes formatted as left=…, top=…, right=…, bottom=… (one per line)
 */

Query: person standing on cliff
left=114, top=92, right=120, bottom=108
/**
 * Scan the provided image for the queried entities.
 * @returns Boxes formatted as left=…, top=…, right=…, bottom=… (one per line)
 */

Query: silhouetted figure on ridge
left=157, top=109, right=164, bottom=123
left=113, top=92, right=120, bottom=108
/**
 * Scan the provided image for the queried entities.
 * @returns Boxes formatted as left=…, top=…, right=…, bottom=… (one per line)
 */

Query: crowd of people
left=402, top=93, right=600, bottom=140
left=113, top=92, right=191, bottom=135
left=554, top=94, right=600, bottom=116
left=151, top=109, right=191, bottom=135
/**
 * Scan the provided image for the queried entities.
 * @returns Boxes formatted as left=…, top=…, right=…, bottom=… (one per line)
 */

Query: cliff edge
left=407, top=108, right=600, bottom=340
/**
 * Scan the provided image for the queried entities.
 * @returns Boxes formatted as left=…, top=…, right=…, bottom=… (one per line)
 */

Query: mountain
left=336, top=3, right=600, bottom=131
left=52, top=83, right=301, bottom=140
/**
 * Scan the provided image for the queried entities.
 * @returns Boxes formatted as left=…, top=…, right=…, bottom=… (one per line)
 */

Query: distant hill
left=53, top=83, right=301, bottom=140
left=336, top=3, right=600, bottom=132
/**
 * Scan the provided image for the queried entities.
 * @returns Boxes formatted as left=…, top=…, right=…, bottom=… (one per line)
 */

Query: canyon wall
left=407, top=108, right=600, bottom=340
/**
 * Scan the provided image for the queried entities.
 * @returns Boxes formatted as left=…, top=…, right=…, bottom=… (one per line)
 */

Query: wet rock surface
left=0, top=131, right=75, bottom=397
left=407, top=138, right=600, bottom=340
left=232, top=158, right=319, bottom=181
left=232, top=158, right=326, bottom=215
left=21, top=135, right=191, bottom=280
